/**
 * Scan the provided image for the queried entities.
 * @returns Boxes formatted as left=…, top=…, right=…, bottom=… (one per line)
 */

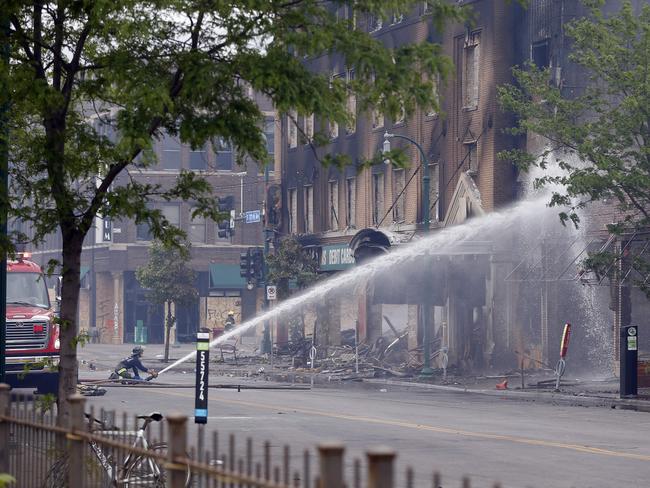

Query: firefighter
left=224, top=311, right=236, bottom=332
left=109, top=346, right=158, bottom=380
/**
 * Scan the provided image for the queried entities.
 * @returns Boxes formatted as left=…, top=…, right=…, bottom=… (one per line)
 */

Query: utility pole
left=260, top=163, right=272, bottom=355
left=0, top=14, right=10, bottom=383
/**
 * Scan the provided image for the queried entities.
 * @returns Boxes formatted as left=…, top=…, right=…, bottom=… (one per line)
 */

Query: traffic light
left=251, top=248, right=264, bottom=282
left=239, top=251, right=251, bottom=279
left=217, top=196, right=235, bottom=238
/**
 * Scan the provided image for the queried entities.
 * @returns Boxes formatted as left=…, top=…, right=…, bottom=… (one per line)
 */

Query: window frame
left=463, top=31, right=481, bottom=111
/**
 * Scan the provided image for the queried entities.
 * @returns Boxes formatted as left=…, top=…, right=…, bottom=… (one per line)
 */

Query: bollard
left=67, top=394, right=86, bottom=488
left=366, top=447, right=395, bottom=488
left=0, top=384, right=11, bottom=473
left=317, top=442, right=344, bottom=488
left=167, top=414, right=188, bottom=488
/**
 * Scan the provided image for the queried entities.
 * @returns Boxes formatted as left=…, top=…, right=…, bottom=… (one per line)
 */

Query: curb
left=362, top=379, right=650, bottom=412
left=257, top=371, right=650, bottom=412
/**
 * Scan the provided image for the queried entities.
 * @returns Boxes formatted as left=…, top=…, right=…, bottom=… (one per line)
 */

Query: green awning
left=209, top=264, right=247, bottom=289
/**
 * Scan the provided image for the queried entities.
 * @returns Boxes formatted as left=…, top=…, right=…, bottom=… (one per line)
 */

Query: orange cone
left=495, top=379, right=508, bottom=390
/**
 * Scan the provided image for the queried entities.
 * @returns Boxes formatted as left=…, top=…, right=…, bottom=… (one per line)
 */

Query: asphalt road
left=86, top=374, right=650, bottom=488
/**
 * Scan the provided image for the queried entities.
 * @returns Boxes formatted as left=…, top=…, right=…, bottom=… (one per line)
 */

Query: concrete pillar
left=407, top=304, right=419, bottom=350
left=111, top=271, right=123, bottom=344
left=328, top=296, right=341, bottom=347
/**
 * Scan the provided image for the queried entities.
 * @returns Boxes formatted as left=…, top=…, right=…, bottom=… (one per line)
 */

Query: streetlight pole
left=0, top=15, right=10, bottom=384
left=383, top=132, right=433, bottom=376
left=261, top=163, right=272, bottom=355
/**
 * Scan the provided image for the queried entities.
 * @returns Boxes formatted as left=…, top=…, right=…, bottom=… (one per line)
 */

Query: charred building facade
left=276, top=0, right=648, bottom=375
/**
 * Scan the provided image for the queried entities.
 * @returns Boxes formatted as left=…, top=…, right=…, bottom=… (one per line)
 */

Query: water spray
left=157, top=196, right=550, bottom=377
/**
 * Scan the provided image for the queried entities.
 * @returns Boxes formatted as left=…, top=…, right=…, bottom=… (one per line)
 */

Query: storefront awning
left=209, top=264, right=247, bottom=289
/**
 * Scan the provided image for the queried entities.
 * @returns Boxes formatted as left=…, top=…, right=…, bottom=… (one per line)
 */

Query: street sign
left=194, top=332, right=210, bottom=424
left=266, top=285, right=277, bottom=301
left=244, top=210, right=261, bottom=224
left=103, top=218, right=112, bottom=242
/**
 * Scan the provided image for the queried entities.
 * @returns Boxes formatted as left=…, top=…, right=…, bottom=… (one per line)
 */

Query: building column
left=112, top=271, right=124, bottom=344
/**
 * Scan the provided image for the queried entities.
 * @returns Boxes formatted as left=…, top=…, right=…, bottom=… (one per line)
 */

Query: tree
left=3, top=0, right=463, bottom=419
left=136, top=240, right=197, bottom=363
left=266, top=236, right=320, bottom=300
left=498, top=0, right=650, bottom=296
left=266, top=236, right=320, bottom=347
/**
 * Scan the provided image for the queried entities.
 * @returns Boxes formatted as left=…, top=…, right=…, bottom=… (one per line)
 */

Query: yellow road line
left=155, top=389, right=650, bottom=462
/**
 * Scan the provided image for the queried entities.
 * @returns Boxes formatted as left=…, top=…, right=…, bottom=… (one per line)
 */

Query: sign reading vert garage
left=320, top=244, right=355, bottom=271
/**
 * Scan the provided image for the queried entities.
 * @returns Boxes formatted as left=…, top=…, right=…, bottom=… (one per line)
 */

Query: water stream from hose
left=158, top=195, right=550, bottom=375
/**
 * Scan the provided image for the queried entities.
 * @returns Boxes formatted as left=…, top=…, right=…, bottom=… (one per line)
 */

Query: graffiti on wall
left=206, top=297, right=241, bottom=329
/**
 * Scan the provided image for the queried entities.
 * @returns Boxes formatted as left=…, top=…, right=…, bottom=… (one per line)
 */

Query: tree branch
left=9, top=15, right=45, bottom=79
left=52, top=2, right=65, bottom=91
left=79, top=7, right=209, bottom=234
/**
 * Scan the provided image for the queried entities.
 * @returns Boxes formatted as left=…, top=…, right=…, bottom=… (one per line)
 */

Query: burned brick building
left=276, top=0, right=648, bottom=375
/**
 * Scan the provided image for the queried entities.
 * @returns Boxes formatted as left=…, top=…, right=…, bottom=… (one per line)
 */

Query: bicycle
left=42, top=411, right=191, bottom=487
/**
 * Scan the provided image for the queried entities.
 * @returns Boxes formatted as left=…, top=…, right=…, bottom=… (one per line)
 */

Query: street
left=88, top=373, right=650, bottom=488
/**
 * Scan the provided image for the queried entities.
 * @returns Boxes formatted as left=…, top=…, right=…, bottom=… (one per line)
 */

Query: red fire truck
left=5, top=252, right=60, bottom=394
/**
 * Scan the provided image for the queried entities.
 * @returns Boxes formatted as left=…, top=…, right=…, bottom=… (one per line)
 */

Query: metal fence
left=0, top=384, right=504, bottom=488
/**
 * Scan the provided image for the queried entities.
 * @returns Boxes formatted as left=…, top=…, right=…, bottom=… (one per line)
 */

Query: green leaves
left=135, top=239, right=197, bottom=306
left=7, top=0, right=465, bottom=255
left=498, top=1, right=650, bottom=296
left=266, top=236, right=320, bottom=299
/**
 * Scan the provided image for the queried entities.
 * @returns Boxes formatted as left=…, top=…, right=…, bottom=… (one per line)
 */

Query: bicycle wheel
left=121, top=442, right=191, bottom=488
left=41, top=456, right=67, bottom=488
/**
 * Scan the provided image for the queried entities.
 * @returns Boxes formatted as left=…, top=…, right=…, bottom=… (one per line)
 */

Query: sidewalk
left=77, top=343, right=650, bottom=412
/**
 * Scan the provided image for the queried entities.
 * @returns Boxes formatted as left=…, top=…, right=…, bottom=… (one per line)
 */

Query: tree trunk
left=57, top=234, right=83, bottom=427
left=164, top=301, right=172, bottom=363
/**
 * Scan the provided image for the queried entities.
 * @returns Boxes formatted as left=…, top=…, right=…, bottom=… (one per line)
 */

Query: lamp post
left=383, top=132, right=433, bottom=376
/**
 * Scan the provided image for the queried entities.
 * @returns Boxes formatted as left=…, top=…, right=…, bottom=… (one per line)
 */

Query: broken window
left=426, top=75, right=440, bottom=117
left=368, top=13, right=383, bottom=33
left=372, top=107, right=385, bottom=129
left=373, top=173, right=385, bottom=225
left=288, top=188, right=297, bottom=234
left=464, top=140, right=479, bottom=174
left=394, top=104, right=406, bottom=125
left=288, top=110, right=298, bottom=148
left=328, top=180, right=339, bottom=231
left=329, top=73, right=344, bottom=139
left=303, top=185, right=313, bottom=233
left=346, top=177, right=357, bottom=227
left=463, top=31, right=480, bottom=109
left=303, top=113, right=314, bottom=144
left=346, top=70, right=356, bottom=134
left=532, top=39, right=550, bottom=69
left=392, top=169, right=406, bottom=223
